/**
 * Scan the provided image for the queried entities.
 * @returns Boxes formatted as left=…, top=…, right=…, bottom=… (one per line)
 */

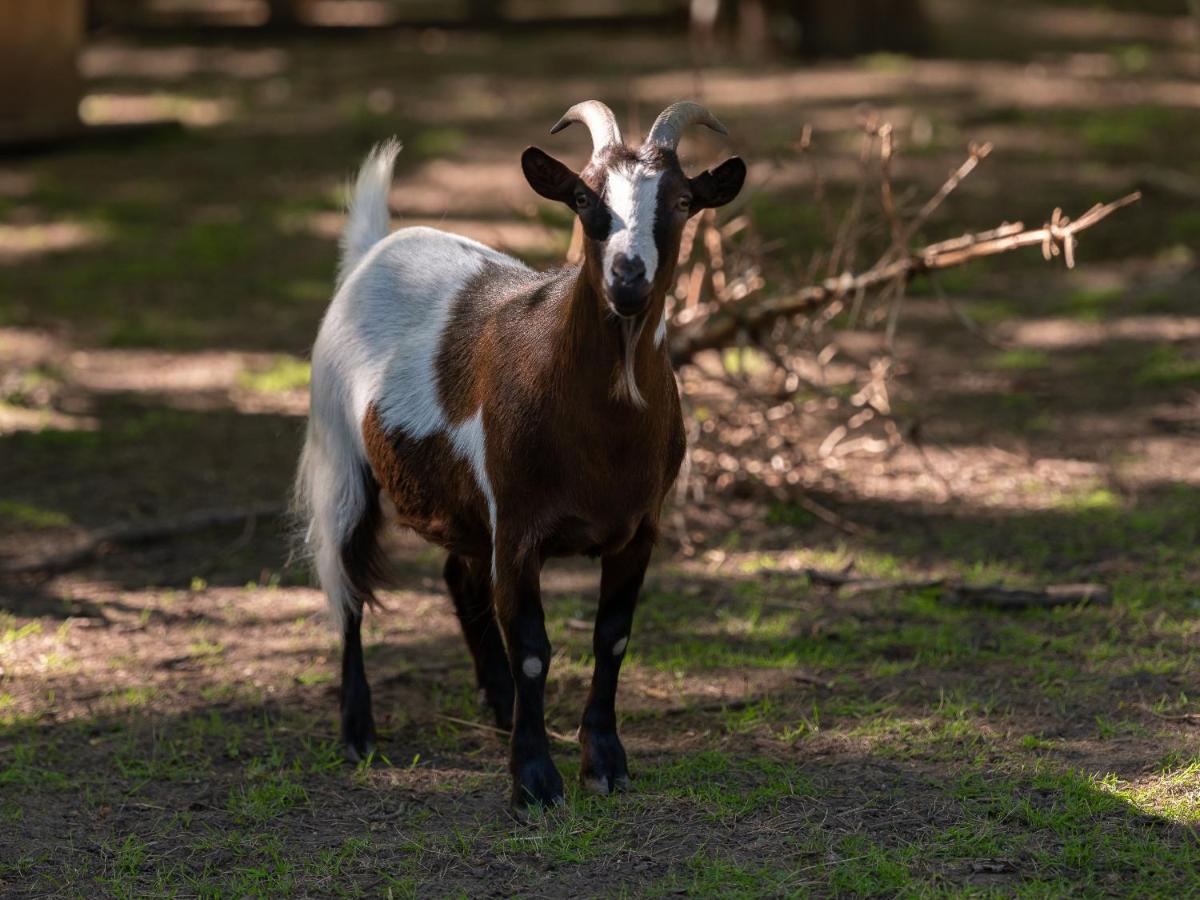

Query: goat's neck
left=557, top=266, right=667, bottom=408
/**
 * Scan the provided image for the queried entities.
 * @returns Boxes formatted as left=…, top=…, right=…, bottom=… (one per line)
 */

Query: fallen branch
left=0, top=503, right=286, bottom=576
left=945, top=582, right=1112, bottom=610
left=805, top=568, right=1111, bottom=610
left=433, top=713, right=576, bottom=746
left=670, top=191, right=1141, bottom=364
left=806, top=567, right=943, bottom=595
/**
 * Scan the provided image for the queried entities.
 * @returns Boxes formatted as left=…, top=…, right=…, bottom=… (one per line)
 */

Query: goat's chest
left=519, top=407, right=685, bottom=558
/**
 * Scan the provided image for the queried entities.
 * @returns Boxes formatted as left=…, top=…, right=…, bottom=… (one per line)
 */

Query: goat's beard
left=614, top=313, right=648, bottom=409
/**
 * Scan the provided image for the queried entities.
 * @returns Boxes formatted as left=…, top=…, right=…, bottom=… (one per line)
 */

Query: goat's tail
left=293, top=406, right=387, bottom=635
left=337, top=138, right=402, bottom=288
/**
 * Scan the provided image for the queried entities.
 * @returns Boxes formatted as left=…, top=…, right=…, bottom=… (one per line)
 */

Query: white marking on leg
left=612, top=636, right=628, bottom=656
left=602, top=166, right=661, bottom=287
left=522, top=656, right=543, bottom=678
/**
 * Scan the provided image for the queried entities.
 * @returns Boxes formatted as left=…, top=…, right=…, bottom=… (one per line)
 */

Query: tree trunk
left=0, top=1, right=85, bottom=145
left=794, top=0, right=930, bottom=56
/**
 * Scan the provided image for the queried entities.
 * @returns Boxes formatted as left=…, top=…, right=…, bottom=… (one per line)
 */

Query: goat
left=294, top=100, right=745, bottom=812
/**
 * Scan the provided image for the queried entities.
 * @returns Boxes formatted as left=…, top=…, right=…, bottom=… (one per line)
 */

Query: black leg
left=340, top=610, right=376, bottom=762
left=580, top=521, right=654, bottom=795
left=492, top=547, right=563, bottom=813
left=444, top=553, right=515, bottom=731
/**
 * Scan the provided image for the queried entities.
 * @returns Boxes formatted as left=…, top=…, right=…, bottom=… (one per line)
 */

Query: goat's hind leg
left=326, top=469, right=386, bottom=763
left=340, top=609, right=376, bottom=762
left=444, top=553, right=515, bottom=731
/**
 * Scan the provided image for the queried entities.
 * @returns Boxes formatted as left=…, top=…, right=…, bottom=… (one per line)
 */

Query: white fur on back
left=603, top=165, right=661, bottom=284
left=303, top=139, right=532, bottom=630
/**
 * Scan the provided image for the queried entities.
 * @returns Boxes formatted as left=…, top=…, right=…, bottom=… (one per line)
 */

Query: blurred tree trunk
left=0, top=1, right=85, bottom=144
left=265, top=0, right=317, bottom=28
left=790, top=0, right=930, bottom=56
left=701, top=0, right=931, bottom=57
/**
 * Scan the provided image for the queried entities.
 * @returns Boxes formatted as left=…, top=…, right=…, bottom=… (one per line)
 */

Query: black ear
left=690, top=156, right=746, bottom=211
left=521, top=146, right=579, bottom=204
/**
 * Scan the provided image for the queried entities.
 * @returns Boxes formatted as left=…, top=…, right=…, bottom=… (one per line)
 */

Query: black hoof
left=510, top=755, right=565, bottom=814
left=579, top=729, right=630, bottom=796
left=341, top=705, right=377, bottom=764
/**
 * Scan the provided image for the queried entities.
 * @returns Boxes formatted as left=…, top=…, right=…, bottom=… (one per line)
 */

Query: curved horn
left=549, top=100, right=622, bottom=156
left=644, top=101, right=728, bottom=150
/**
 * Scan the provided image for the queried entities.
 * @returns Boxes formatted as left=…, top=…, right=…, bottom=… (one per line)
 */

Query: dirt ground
left=2, top=1, right=1199, bottom=896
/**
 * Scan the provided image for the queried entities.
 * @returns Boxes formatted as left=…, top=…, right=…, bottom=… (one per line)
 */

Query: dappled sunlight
left=81, top=43, right=289, bottom=82
left=1004, top=315, right=1200, bottom=349
left=0, top=221, right=109, bottom=264
left=79, top=91, right=236, bottom=127
left=3, top=3, right=1200, bottom=893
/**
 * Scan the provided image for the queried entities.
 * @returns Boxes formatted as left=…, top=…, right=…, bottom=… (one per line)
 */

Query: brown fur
left=362, top=254, right=686, bottom=607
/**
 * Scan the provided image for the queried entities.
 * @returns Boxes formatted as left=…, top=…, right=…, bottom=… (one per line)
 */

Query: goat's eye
left=677, top=195, right=692, bottom=212
left=574, top=194, right=590, bottom=210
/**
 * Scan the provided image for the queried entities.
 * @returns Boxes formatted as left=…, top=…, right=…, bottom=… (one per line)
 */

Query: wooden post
left=0, top=1, right=85, bottom=145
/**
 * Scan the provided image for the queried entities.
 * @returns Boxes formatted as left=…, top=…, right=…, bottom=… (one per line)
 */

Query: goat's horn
left=549, top=100, right=622, bottom=155
left=644, top=101, right=728, bottom=150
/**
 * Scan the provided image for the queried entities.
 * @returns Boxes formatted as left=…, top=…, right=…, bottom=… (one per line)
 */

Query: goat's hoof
left=341, top=710, right=377, bottom=763
left=510, top=756, right=565, bottom=816
left=579, top=729, right=630, bottom=796
left=344, top=739, right=376, bottom=764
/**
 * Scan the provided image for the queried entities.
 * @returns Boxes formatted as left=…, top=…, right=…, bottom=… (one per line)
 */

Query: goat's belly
left=362, top=406, right=492, bottom=560
left=541, top=511, right=645, bottom=559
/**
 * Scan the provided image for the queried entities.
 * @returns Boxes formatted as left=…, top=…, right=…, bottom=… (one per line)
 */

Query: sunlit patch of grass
left=1100, top=759, right=1200, bottom=824
left=187, top=639, right=225, bottom=663
left=1058, top=486, right=1122, bottom=513
left=238, top=355, right=311, bottom=394
left=0, top=615, right=42, bottom=646
left=102, top=686, right=157, bottom=712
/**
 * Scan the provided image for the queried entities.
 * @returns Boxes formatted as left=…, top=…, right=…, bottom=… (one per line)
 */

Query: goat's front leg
left=579, top=521, right=655, bottom=795
left=493, top=547, right=563, bottom=812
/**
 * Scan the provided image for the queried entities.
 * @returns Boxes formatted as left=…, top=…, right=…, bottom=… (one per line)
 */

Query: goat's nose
left=611, top=253, right=646, bottom=286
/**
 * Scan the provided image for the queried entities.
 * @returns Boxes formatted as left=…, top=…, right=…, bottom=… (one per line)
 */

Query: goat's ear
left=522, top=147, right=579, bottom=204
left=689, top=156, right=746, bottom=211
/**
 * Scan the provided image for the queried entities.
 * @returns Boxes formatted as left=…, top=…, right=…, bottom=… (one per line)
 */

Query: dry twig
left=0, top=504, right=286, bottom=576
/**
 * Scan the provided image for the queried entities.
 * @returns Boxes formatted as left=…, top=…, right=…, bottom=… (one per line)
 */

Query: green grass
left=0, top=499, right=70, bottom=529
left=237, top=355, right=312, bottom=394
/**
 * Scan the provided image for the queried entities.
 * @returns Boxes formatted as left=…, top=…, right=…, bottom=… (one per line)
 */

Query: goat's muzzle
left=607, top=253, right=650, bottom=317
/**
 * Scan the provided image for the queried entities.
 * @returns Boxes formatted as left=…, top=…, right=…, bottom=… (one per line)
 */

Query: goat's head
left=522, top=100, right=746, bottom=320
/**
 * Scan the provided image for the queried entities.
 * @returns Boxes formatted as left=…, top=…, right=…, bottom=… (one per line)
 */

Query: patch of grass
left=1067, top=285, right=1124, bottom=321
left=989, top=348, right=1050, bottom=371
left=410, top=127, right=466, bottom=159
left=238, top=355, right=311, bottom=393
left=650, top=851, right=806, bottom=898
left=0, top=499, right=70, bottom=529
left=227, top=770, right=309, bottom=825
left=1135, top=346, right=1200, bottom=388
left=640, top=751, right=810, bottom=820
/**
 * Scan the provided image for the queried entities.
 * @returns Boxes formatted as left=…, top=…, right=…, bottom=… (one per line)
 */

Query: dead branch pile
left=665, top=112, right=1139, bottom=505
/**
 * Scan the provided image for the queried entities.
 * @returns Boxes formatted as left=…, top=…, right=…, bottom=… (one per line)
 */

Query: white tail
left=337, top=138, right=402, bottom=288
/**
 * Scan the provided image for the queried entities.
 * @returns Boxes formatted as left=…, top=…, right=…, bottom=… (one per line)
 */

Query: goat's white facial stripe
left=522, top=656, right=543, bottom=678
left=602, top=168, right=660, bottom=288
